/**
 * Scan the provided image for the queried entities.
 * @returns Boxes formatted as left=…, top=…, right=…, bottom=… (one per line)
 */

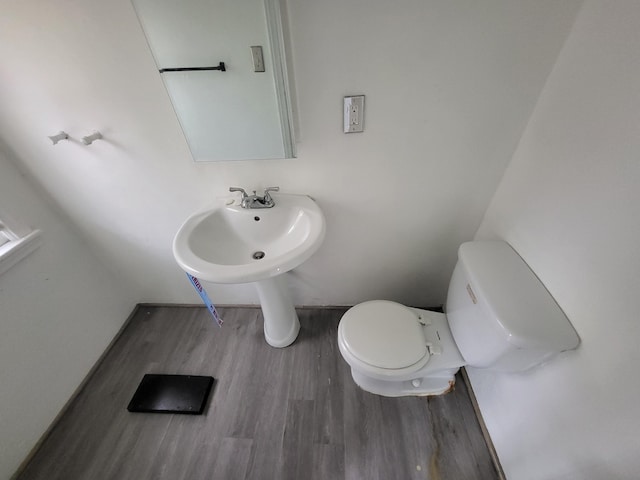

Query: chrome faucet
left=229, top=186, right=279, bottom=209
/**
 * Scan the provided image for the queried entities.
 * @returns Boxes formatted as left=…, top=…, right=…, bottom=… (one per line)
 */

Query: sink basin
left=173, top=194, right=325, bottom=284
left=173, top=193, right=325, bottom=348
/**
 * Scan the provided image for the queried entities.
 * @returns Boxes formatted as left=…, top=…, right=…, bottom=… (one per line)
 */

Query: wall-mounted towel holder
left=82, top=131, right=103, bottom=145
left=48, top=131, right=69, bottom=145
left=159, top=61, right=226, bottom=73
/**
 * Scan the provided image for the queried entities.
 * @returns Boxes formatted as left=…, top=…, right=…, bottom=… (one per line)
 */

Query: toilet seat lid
left=340, top=301, right=428, bottom=369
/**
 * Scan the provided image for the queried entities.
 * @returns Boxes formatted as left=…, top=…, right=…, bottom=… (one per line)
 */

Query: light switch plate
left=344, top=95, right=365, bottom=133
left=250, top=46, right=265, bottom=72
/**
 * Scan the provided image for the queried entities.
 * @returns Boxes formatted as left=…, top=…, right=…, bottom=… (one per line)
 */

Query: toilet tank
left=446, top=241, right=579, bottom=372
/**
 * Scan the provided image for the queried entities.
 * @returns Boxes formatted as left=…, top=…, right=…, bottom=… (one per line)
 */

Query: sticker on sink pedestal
left=186, top=273, right=223, bottom=327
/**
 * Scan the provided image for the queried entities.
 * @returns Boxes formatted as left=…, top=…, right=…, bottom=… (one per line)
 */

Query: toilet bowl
left=338, top=300, right=465, bottom=396
left=337, top=241, right=580, bottom=397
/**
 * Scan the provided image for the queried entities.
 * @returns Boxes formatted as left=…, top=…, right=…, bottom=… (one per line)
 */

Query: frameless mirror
left=132, top=0, right=295, bottom=161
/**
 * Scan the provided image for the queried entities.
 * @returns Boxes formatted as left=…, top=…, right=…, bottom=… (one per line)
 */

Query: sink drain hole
left=252, top=251, right=265, bottom=260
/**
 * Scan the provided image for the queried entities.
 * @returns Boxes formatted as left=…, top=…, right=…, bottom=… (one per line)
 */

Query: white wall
left=471, top=1, right=640, bottom=478
left=0, top=145, right=137, bottom=477
left=0, top=0, right=581, bottom=309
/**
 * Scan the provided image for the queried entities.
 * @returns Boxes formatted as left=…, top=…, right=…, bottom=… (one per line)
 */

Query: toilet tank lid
left=458, top=241, right=580, bottom=352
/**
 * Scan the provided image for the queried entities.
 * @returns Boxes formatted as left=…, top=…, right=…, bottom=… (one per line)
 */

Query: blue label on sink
left=187, top=273, right=223, bottom=327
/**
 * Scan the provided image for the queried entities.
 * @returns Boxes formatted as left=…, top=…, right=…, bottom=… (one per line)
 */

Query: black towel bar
left=159, top=61, right=226, bottom=73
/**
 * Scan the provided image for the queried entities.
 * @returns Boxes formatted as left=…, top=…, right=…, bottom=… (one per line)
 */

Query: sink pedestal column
left=254, top=275, right=300, bottom=348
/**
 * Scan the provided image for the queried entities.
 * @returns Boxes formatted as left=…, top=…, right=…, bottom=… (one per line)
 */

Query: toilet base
left=339, top=307, right=465, bottom=397
left=350, top=367, right=460, bottom=397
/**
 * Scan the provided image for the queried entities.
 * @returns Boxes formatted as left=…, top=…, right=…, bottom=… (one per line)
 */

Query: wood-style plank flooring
left=17, top=306, right=498, bottom=480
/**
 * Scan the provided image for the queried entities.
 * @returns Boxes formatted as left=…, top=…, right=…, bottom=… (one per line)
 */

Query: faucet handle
left=263, top=186, right=279, bottom=201
left=229, top=187, right=248, bottom=199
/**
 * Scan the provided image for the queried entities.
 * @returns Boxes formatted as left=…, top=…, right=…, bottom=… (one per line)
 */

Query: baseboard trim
left=138, top=302, right=260, bottom=308
left=460, top=367, right=506, bottom=480
left=137, top=303, right=442, bottom=311
left=11, top=303, right=141, bottom=480
left=137, top=302, right=354, bottom=310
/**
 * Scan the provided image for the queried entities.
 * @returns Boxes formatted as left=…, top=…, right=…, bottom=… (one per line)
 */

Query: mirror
left=132, top=0, right=295, bottom=161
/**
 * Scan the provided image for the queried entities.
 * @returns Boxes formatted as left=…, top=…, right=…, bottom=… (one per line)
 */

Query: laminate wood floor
left=17, top=306, right=498, bottom=480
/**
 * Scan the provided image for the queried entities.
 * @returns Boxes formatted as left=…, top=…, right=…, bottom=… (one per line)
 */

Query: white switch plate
left=344, top=95, right=365, bottom=133
left=250, top=46, right=265, bottom=72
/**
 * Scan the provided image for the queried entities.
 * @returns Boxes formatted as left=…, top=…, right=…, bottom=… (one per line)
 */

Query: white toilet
left=337, top=241, right=580, bottom=397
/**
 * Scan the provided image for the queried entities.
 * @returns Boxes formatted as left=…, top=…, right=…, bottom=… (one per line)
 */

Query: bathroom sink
left=173, top=194, right=325, bottom=284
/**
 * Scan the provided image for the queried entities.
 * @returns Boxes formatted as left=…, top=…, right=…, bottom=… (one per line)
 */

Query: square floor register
left=127, top=374, right=215, bottom=415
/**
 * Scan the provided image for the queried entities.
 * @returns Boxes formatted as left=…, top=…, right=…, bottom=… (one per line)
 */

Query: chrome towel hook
left=48, top=131, right=69, bottom=145
left=82, top=131, right=103, bottom=145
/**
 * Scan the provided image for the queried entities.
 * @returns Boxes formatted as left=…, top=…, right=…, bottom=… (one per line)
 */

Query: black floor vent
left=127, top=374, right=214, bottom=415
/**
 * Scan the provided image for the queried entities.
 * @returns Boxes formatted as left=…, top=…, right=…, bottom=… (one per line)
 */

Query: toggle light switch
left=344, top=95, right=365, bottom=133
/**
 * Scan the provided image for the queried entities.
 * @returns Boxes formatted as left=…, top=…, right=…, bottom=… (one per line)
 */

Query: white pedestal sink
left=173, top=193, right=325, bottom=347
